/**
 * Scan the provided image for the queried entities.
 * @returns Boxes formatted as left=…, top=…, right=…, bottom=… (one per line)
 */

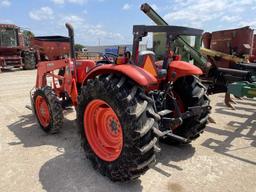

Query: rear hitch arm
left=153, top=127, right=189, bottom=143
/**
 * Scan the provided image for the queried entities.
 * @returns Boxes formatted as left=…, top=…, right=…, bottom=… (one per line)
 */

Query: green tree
left=75, top=44, right=86, bottom=51
left=22, top=30, right=34, bottom=38
left=22, top=30, right=34, bottom=47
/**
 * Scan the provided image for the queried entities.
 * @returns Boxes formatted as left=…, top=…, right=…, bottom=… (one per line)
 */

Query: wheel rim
left=84, top=99, right=123, bottom=162
left=35, top=95, right=50, bottom=128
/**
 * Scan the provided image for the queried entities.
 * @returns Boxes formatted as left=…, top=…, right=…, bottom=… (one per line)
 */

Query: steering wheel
left=96, top=52, right=118, bottom=65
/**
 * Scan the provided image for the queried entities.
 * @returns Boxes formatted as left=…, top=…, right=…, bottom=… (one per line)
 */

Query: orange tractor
left=29, top=23, right=211, bottom=181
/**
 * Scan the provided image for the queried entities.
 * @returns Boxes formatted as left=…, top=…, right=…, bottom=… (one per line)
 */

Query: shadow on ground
left=0, top=68, right=24, bottom=73
left=152, top=143, right=195, bottom=177
left=202, top=98, right=256, bottom=166
left=7, top=113, right=196, bottom=192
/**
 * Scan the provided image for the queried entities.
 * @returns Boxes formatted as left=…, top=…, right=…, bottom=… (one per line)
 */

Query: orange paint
left=83, top=99, right=123, bottom=162
left=143, top=55, right=157, bottom=77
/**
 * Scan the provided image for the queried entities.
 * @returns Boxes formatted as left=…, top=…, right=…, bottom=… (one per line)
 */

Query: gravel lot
left=0, top=69, right=255, bottom=192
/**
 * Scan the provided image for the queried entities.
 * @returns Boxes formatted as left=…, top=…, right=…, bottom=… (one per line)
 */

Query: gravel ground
left=0, top=69, right=255, bottom=192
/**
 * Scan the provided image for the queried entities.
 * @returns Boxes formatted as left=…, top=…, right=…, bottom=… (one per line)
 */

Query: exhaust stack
left=65, top=23, right=75, bottom=59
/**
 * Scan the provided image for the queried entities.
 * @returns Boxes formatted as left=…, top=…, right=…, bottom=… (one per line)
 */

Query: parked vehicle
left=0, top=23, right=70, bottom=71
left=28, top=22, right=210, bottom=181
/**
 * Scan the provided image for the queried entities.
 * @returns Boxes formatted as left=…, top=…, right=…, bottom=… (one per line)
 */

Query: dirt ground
left=0, top=69, right=255, bottom=192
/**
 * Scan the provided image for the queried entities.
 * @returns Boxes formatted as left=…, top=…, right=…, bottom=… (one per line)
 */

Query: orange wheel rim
left=35, top=96, right=50, bottom=128
left=84, top=99, right=123, bottom=162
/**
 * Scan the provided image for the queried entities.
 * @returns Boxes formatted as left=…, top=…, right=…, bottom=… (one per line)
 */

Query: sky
left=0, top=0, right=256, bottom=46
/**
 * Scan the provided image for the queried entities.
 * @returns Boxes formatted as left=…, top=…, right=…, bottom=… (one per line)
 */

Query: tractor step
left=153, top=127, right=189, bottom=143
left=162, top=117, right=183, bottom=129
left=182, top=105, right=211, bottom=119
left=166, top=132, right=189, bottom=143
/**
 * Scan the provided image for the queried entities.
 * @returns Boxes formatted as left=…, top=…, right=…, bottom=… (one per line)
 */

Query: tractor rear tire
left=33, top=86, right=63, bottom=134
left=162, top=76, right=210, bottom=144
left=77, top=74, right=159, bottom=181
left=23, top=51, right=36, bottom=70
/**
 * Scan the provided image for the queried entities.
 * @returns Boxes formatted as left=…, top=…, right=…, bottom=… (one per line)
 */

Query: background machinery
left=29, top=21, right=210, bottom=181
left=201, top=27, right=256, bottom=98
left=31, top=35, right=70, bottom=61
left=140, top=3, right=256, bottom=103
left=0, top=23, right=70, bottom=71
left=0, top=24, right=33, bottom=70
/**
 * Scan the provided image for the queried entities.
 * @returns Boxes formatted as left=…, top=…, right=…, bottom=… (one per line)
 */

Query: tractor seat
left=137, top=50, right=167, bottom=78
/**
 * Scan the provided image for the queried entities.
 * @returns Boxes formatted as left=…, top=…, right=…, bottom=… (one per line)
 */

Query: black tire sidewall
left=33, top=87, right=63, bottom=133
left=23, top=51, right=36, bottom=70
left=164, top=76, right=210, bottom=143
left=33, top=89, right=54, bottom=132
left=78, top=76, right=157, bottom=181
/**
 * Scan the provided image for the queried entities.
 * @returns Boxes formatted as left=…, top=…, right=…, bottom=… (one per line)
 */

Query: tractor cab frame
left=131, top=25, right=203, bottom=83
left=132, top=25, right=203, bottom=67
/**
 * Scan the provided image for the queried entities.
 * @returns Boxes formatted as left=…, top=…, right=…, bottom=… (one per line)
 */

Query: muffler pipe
left=65, top=23, right=75, bottom=59
left=65, top=23, right=77, bottom=80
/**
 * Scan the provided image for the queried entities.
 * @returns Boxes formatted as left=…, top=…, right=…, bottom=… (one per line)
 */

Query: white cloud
left=0, top=18, right=12, bottom=23
left=61, top=15, right=84, bottom=27
left=67, top=0, right=87, bottom=4
left=29, top=7, right=54, bottom=21
left=239, top=20, right=256, bottom=28
left=51, top=0, right=87, bottom=5
left=51, top=0, right=65, bottom=4
left=87, top=25, right=123, bottom=40
left=0, top=0, right=11, bottom=7
left=55, top=14, right=124, bottom=44
left=221, top=15, right=241, bottom=22
left=173, top=0, right=195, bottom=7
left=122, top=3, right=131, bottom=10
left=150, top=4, right=159, bottom=11
left=236, top=0, right=255, bottom=5
left=163, top=0, right=256, bottom=28
left=164, top=1, right=227, bottom=23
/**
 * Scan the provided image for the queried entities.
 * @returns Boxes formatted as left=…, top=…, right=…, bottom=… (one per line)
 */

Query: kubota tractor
left=29, top=23, right=211, bottom=181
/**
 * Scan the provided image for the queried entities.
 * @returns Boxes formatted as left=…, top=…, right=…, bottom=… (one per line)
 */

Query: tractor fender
left=168, top=61, right=203, bottom=81
left=83, top=64, right=158, bottom=87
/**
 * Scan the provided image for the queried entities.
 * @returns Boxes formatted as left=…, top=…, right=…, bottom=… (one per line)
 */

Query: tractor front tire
left=23, top=51, right=36, bottom=70
left=77, top=74, right=159, bottom=181
left=33, top=86, right=63, bottom=134
left=163, top=76, right=210, bottom=144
